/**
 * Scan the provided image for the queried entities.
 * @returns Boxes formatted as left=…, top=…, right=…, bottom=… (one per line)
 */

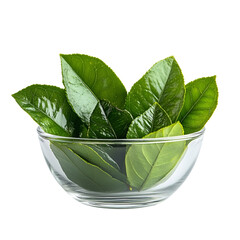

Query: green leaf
left=63, top=143, right=127, bottom=183
left=178, top=76, right=218, bottom=134
left=86, top=145, right=121, bottom=170
left=78, top=124, right=89, bottom=138
left=126, top=122, right=186, bottom=191
left=125, top=56, right=185, bottom=122
left=126, top=102, right=172, bottom=139
left=60, top=54, right=127, bottom=125
left=93, top=145, right=128, bottom=173
left=12, top=85, right=81, bottom=137
left=51, top=143, right=128, bottom=192
left=88, top=100, right=133, bottom=139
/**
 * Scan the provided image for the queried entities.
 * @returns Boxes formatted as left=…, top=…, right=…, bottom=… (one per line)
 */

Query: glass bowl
left=37, top=127, right=205, bottom=209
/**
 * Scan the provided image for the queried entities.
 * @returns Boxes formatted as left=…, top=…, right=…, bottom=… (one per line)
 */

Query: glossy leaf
left=92, top=144, right=128, bottom=173
left=61, top=54, right=127, bottom=124
left=126, top=122, right=185, bottom=191
left=51, top=143, right=128, bottom=192
left=12, top=85, right=80, bottom=137
left=78, top=124, right=89, bottom=138
left=125, top=56, right=185, bottom=122
left=126, top=102, right=172, bottom=139
left=178, top=76, right=218, bottom=134
left=96, top=145, right=128, bottom=173
left=89, top=145, right=123, bottom=170
left=88, top=100, right=133, bottom=139
left=64, top=143, right=127, bottom=183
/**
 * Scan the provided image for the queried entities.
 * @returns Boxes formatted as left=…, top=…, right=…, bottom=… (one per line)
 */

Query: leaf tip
left=175, top=121, right=185, bottom=135
left=166, top=55, right=177, bottom=63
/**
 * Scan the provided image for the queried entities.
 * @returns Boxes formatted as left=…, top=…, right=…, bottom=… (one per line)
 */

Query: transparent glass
left=38, top=127, right=205, bottom=209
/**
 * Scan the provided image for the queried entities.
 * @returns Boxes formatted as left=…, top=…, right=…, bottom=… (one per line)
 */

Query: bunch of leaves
left=12, top=54, right=218, bottom=192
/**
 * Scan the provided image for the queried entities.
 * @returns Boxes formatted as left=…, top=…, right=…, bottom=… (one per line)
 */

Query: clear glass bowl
left=37, top=127, right=205, bottom=209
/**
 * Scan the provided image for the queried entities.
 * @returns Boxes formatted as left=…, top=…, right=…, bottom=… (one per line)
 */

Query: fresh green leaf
left=78, top=124, right=89, bottom=138
left=178, top=76, right=218, bottom=134
left=126, top=122, right=186, bottom=191
left=88, top=100, right=133, bottom=139
left=51, top=143, right=128, bottom=192
left=88, top=145, right=122, bottom=170
left=126, top=102, right=172, bottom=139
left=61, top=54, right=130, bottom=139
left=12, top=85, right=80, bottom=137
left=125, top=56, right=185, bottom=122
left=60, top=54, right=127, bottom=124
left=93, top=145, right=128, bottom=173
left=63, top=143, right=127, bottom=183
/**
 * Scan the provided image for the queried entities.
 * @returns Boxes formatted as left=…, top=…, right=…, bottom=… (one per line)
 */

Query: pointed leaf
left=12, top=85, right=80, bottom=137
left=88, top=100, right=133, bottom=139
left=178, top=76, right=218, bottom=134
left=126, top=122, right=185, bottom=191
left=51, top=143, right=128, bottom=192
left=125, top=56, right=185, bottom=122
left=87, top=145, right=121, bottom=170
left=61, top=54, right=127, bottom=124
left=126, top=102, right=172, bottom=138
left=93, top=145, right=128, bottom=173
left=64, top=143, right=127, bottom=183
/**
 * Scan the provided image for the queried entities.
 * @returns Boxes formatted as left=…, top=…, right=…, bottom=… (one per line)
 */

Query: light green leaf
left=88, top=100, right=133, bottom=139
left=125, top=56, right=185, bottom=122
left=64, top=143, right=127, bottom=183
left=51, top=143, right=128, bottom=192
left=178, top=76, right=218, bottom=134
left=126, top=122, right=185, bottom=191
left=126, top=102, right=172, bottom=139
left=60, top=54, right=127, bottom=124
left=12, top=85, right=81, bottom=137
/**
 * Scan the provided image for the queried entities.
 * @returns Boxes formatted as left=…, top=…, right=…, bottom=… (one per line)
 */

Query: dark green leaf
left=89, top=145, right=122, bottom=170
left=51, top=143, right=128, bottom=192
left=64, top=143, right=127, bottom=183
left=60, top=54, right=127, bottom=124
left=125, top=56, right=185, bottom=122
left=78, top=124, right=89, bottom=138
left=88, top=100, right=133, bottom=139
left=178, top=76, right=218, bottom=134
left=126, top=122, right=185, bottom=191
left=12, top=85, right=80, bottom=136
left=93, top=145, right=128, bottom=174
left=126, top=102, right=172, bottom=138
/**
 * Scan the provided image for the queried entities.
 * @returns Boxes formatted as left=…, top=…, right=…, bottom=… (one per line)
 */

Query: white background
left=1, top=0, right=239, bottom=239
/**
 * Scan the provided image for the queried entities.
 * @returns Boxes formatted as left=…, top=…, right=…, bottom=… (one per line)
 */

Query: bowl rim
left=37, top=126, right=205, bottom=144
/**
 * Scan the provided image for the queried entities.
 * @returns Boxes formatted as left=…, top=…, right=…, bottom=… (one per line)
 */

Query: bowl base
left=71, top=193, right=167, bottom=209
